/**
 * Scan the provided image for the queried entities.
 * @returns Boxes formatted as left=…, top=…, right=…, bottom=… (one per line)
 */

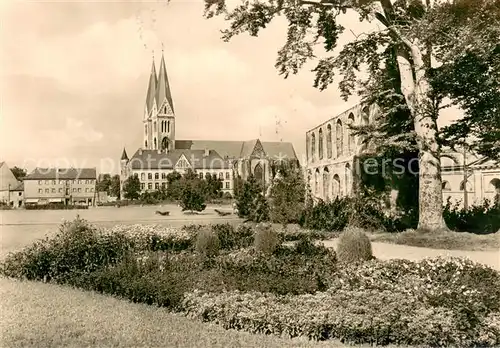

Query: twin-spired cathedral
left=119, top=54, right=298, bottom=197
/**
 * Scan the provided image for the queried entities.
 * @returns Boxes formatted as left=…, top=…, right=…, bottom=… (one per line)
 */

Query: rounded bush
left=254, top=224, right=279, bottom=255
left=336, top=227, right=373, bottom=264
left=195, top=229, right=220, bottom=257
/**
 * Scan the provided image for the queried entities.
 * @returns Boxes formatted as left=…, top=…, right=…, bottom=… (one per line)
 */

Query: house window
left=59, top=188, right=62, bottom=193
left=51, top=188, right=55, bottom=193
left=90, top=188, right=94, bottom=192
left=148, top=173, right=152, bottom=180
left=199, top=173, right=204, bottom=179
left=45, top=180, right=49, bottom=185
left=141, top=173, right=145, bottom=181
left=78, top=188, right=82, bottom=193
left=225, top=172, right=230, bottom=180
left=225, top=182, right=230, bottom=189
left=148, top=183, right=152, bottom=190
left=18, top=192, right=22, bottom=196
left=141, top=183, right=145, bottom=190
left=161, top=182, right=166, bottom=188
left=155, top=173, right=159, bottom=180
left=219, top=172, right=224, bottom=179
left=45, top=189, right=49, bottom=193
left=161, top=172, right=166, bottom=179
left=38, top=189, right=42, bottom=194
left=155, top=183, right=159, bottom=190
left=38, top=180, right=42, bottom=185
left=52, top=180, right=56, bottom=185
left=73, top=188, right=76, bottom=192
left=85, top=188, right=89, bottom=193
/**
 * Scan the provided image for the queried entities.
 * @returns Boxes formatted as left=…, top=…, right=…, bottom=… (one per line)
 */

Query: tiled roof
left=121, top=148, right=129, bottom=161
left=175, top=139, right=298, bottom=161
left=129, top=149, right=231, bottom=170
left=25, top=168, right=97, bottom=180
left=11, top=182, right=24, bottom=191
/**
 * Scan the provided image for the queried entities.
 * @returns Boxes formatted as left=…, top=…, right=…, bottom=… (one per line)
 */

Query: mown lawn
left=0, top=277, right=369, bottom=348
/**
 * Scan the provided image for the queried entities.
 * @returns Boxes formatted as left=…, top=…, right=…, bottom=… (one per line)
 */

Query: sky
left=0, top=0, right=460, bottom=174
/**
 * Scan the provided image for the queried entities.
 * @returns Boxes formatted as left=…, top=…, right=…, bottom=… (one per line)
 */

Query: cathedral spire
left=155, top=51, right=174, bottom=113
left=120, top=147, right=129, bottom=161
left=145, top=57, right=157, bottom=114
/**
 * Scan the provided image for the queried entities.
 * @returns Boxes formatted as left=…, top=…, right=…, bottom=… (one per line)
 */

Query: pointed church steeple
left=120, top=147, right=129, bottom=161
left=145, top=57, right=157, bottom=114
left=155, top=52, right=175, bottom=113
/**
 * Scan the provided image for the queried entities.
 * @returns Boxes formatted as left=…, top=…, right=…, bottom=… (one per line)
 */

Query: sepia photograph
left=1, top=0, right=499, bottom=346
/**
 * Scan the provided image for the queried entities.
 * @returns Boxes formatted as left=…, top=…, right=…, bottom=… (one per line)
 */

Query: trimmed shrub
left=299, top=198, right=350, bottom=231
left=211, top=223, right=253, bottom=250
left=336, top=227, right=373, bottom=264
left=195, top=229, right=220, bottom=257
left=254, top=224, right=279, bottom=255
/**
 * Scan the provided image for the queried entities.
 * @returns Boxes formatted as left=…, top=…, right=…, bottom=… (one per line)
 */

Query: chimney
left=204, top=149, right=209, bottom=157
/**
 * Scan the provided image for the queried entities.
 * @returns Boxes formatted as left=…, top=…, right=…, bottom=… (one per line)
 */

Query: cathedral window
left=145, top=125, right=147, bottom=135
left=318, top=128, right=324, bottom=160
left=154, top=122, right=156, bottom=133
left=145, top=140, right=148, bottom=148
left=311, top=133, right=316, bottom=161
left=336, top=119, right=343, bottom=157
left=326, top=124, right=332, bottom=159
left=154, top=138, right=157, bottom=149
left=167, top=121, right=170, bottom=133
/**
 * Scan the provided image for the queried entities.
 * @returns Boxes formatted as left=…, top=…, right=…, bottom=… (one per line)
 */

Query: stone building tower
left=143, top=52, right=175, bottom=152
left=119, top=147, right=129, bottom=199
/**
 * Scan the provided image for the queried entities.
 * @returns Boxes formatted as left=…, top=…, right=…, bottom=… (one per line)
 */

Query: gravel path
left=320, top=239, right=500, bottom=270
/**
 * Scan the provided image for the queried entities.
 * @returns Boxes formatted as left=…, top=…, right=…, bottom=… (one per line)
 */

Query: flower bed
left=2, top=217, right=500, bottom=347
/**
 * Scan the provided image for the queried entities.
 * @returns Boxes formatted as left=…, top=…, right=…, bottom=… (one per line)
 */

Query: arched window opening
left=323, top=167, right=330, bottom=201
left=145, top=140, right=148, bottom=148
left=362, top=106, right=370, bottom=125
left=154, top=122, right=157, bottom=133
left=144, top=124, right=148, bottom=135
left=347, top=113, right=355, bottom=154
left=332, top=174, right=341, bottom=198
left=442, top=181, right=451, bottom=191
left=319, top=128, right=324, bottom=160
left=326, top=124, right=332, bottom=159
left=345, top=163, right=352, bottom=196
left=154, top=138, right=157, bottom=150
left=336, top=119, right=343, bottom=157
left=167, top=121, right=170, bottom=133
left=311, top=133, right=316, bottom=162
left=314, top=169, right=320, bottom=195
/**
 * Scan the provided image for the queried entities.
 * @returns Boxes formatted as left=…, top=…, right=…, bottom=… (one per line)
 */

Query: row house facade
left=24, top=168, right=97, bottom=206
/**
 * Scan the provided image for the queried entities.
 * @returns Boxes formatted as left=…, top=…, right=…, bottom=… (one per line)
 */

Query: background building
left=24, top=168, right=97, bottom=206
left=0, top=162, right=24, bottom=208
left=306, top=105, right=500, bottom=207
left=441, top=151, right=500, bottom=208
left=120, top=53, right=298, bottom=197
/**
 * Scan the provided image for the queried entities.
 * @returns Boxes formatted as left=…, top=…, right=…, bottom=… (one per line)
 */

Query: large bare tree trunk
left=396, top=43, right=448, bottom=231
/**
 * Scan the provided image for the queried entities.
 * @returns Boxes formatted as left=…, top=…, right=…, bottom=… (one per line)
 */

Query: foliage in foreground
left=2, top=217, right=500, bottom=347
left=336, top=227, right=373, bottom=264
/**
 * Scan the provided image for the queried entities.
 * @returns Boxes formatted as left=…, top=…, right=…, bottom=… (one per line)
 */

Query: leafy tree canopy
left=203, top=0, right=500, bottom=159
